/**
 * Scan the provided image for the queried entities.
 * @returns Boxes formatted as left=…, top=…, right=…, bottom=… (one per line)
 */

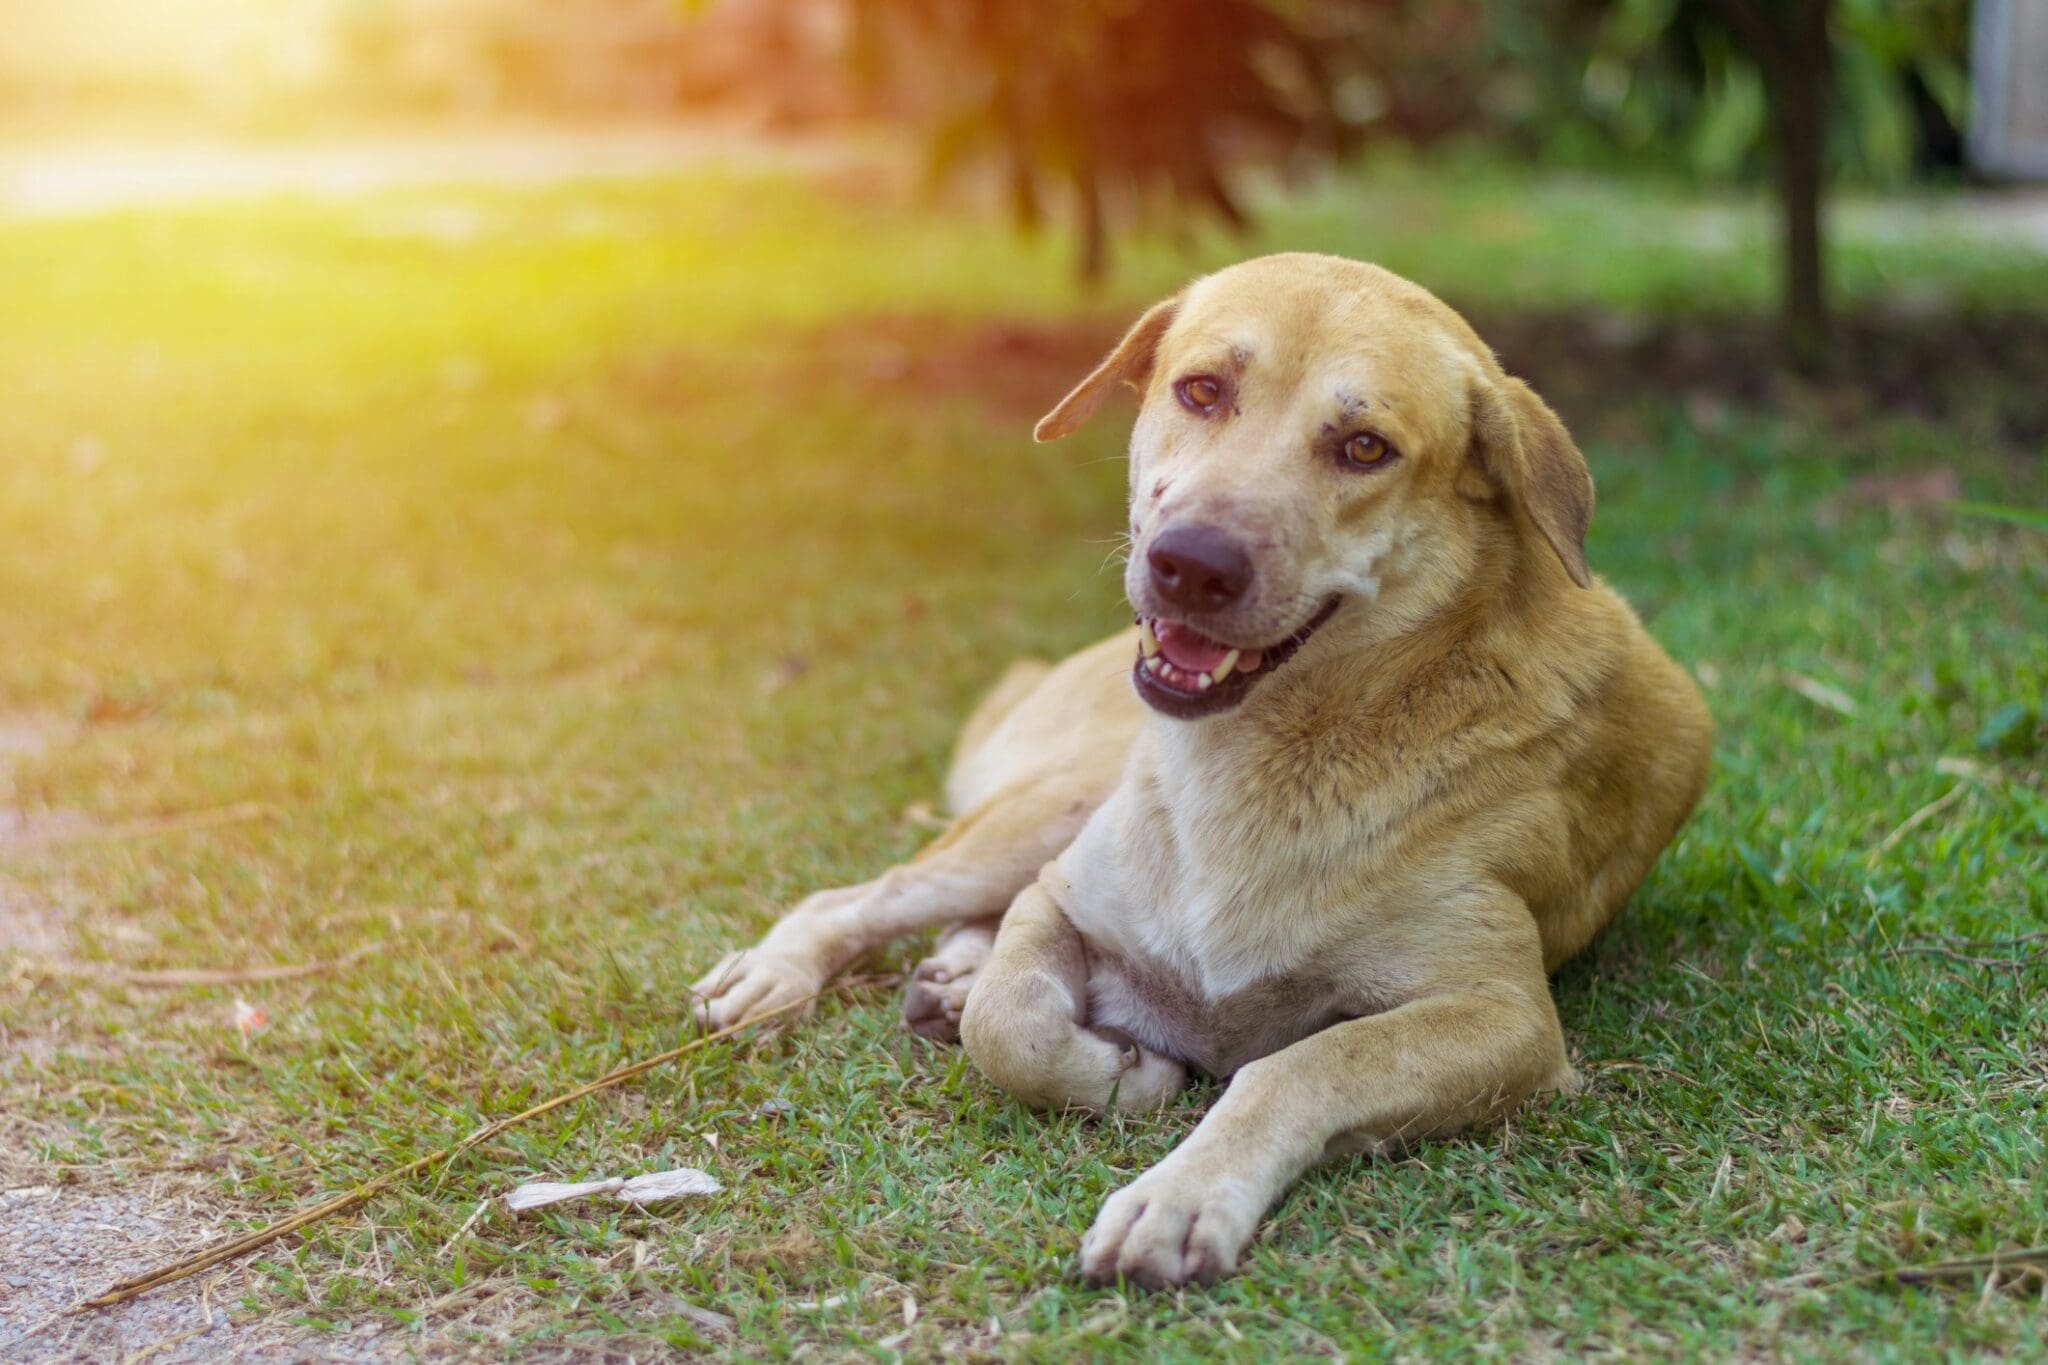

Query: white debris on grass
left=231, top=999, right=269, bottom=1037
left=504, top=1167, right=722, bottom=1213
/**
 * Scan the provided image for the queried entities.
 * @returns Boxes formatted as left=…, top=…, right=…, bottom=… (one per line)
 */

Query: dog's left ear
left=1034, top=295, right=1181, bottom=442
left=1468, top=374, right=1595, bottom=588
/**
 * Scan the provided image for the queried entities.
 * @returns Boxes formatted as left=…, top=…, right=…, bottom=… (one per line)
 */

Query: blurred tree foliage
left=851, top=0, right=1971, bottom=364
left=1530, top=0, right=1967, bottom=183
left=1554, top=0, right=1971, bottom=362
left=846, top=0, right=1504, bottom=280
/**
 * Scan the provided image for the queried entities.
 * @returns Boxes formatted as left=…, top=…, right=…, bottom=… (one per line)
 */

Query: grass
left=0, top=156, right=2043, bottom=1358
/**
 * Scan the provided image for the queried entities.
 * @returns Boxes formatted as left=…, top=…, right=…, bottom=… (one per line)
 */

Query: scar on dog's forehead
left=1170, top=335, right=1256, bottom=372
left=1318, top=391, right=1376, bottom=438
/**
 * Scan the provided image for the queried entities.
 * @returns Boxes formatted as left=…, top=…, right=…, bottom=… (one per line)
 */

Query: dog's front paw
left=1078, top=1164, right=1260, bottom=1289
left=901, top=920, right=998, bottom=1042
left=691, top=950, right=824, bottom=1031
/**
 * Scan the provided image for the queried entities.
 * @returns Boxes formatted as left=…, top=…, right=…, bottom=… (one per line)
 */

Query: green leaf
left=1951, top=501, right=2048, bottom=532
left=1975, top=703, right=2039, bottom=758
left=1689, top=58, right=1766, bottom=179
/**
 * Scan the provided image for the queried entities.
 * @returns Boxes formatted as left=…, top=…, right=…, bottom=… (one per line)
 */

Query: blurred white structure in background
left=0, top=0, right=336, bottom=119
left=1973, top=0, right=2048, bottom=178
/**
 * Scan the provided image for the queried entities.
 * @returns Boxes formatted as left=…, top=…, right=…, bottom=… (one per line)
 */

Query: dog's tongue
left=1155, top=621, right=1234, bottom=674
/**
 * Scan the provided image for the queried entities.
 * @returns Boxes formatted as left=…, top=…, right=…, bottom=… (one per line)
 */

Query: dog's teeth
left=1139, top=620, right=1160, bottom=659
left=1144, top=656, right=1164, bottom=676
left=1196, top=673, right=1212, bottom=691
left=1210, top=650, right=1239, bottom=686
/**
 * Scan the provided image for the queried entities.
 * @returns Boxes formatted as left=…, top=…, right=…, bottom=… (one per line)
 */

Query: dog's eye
left=1176, top=375, right=1224, bottom=414
left=1340, top=432, right=1398, bottom=471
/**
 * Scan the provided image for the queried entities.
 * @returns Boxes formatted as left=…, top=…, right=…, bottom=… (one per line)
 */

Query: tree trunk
left=1075, top=169, right=1108, bottom=285
left=1771, top=0, right=1832, bottom=370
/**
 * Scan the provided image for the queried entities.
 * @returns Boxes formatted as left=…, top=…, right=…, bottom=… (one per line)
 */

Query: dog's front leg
left=961, top=881, right=1186, bottom=1113
left=1079, top=911, right=1574, bottom=1288
left=693, top=780, right=1098, bottom=1030
left=692, top=860, right=1010, bottom=1030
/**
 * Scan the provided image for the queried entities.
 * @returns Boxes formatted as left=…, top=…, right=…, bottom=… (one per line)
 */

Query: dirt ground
left=0, top=1181, right=345, bottom=1362
left=788, top=303, right=2048, bottom=447
left=0, top=717, right=329, bottom=1361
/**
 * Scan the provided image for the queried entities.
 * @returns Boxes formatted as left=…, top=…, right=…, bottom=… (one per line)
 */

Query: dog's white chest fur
left=1057, top=720, right=1386, bottom=1004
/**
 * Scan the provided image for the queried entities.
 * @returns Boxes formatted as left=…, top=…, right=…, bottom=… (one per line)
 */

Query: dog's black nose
left=1147, top=525, right=1253, bottom=612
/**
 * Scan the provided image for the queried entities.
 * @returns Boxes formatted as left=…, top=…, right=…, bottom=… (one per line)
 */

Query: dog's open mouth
left=1133, top=598, right=1342, bottom=719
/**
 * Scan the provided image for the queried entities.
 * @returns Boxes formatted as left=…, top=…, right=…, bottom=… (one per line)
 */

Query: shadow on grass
left=740, top=304, right=2048, bottom=450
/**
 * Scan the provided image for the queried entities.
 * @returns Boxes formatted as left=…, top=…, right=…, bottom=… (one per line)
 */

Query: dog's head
left=1036, top=253, right=1594, bottom=720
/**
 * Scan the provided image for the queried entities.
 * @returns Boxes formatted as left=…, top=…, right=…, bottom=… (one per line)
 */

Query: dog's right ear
left=1033, top=296, right=1181, bottom=442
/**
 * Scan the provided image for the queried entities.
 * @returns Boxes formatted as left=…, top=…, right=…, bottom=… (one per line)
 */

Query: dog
left=694, top=253, right=1712, bottom=1287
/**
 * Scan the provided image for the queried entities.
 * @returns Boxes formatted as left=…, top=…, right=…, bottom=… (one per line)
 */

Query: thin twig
left=1783, top=672, right=1858, bottom=717
left=44, top=802, right=275, bottom=846
left=1776, top=1245, right=2048, bottom=1292
left=1585, top=1060, right=1706, bottom=1087
left=65, top=986, right=840, bottom=1316
left=435, top=1198, right=491, bottom=1261
left=35, top=942, right=386, bottom=987
left=1892, top=1246, right=2048, bottom=1285
left=1866, top=781, right=1969, bottom=866
left=1887, top=932, right=2048, bottom=971
left=118, top=1320, right=211, bottom=1365
left=1889, top=943, right=2044, bottom=970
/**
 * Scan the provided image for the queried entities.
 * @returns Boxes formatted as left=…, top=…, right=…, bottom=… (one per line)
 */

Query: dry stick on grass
left=67, top=986, right=838, bottom=1316
left=1887, top=932, right=2048, bottom=971
left=1775, top=1245, right=2048, bottom=1292
left=1888, top=943, right=2046, bottom=970
left=1866, top=781, right=1970, bottom=867
left=38, top=941, right=387, bottom=987
left=51, top=802, right=276, bottom=846
left=1889, top=1246, right=2048, bottom=1286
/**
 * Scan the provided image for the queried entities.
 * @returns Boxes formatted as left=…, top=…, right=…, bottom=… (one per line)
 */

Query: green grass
left=1, top=159, right=2043, bottom=1358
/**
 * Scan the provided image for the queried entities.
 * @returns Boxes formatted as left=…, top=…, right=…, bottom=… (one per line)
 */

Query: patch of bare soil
left=0, top=1168, right=702, bottom=1360
left=762, top=306, right=2048, bottom=448
left=0, top=716, right=79, bottom=957
left=0, top=1181, right=347, bottom=1363
left=0, top=721, right=332, bottom=1362
left=1, top=1178, right=224, bottom=1358
left=804, top=313, right=1133, bottom=428
left=0, top=885, right=68, bottom=963
left=614, top=313, right=1131, bottom=432
left=0, top=1010, right=371, bottom=1361
left=1470, top=308, right=2048, bottom=448
left=0, top=810, right=99, bottom=850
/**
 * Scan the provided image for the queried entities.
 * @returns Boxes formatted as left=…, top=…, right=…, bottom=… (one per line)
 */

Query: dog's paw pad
left=900, top=922, right=997, bottom=1042
left=900, top=960, right=976, bottom=1042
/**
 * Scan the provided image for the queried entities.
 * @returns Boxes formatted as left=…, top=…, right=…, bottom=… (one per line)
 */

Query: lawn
left=0, top=158, right=2043, bottom=1359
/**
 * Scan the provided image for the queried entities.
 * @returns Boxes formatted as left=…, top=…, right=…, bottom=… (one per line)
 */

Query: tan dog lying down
left=694, top=253, right=1711, bottom=1288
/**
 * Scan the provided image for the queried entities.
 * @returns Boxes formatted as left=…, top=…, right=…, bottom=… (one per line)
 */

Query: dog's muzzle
left=1132, top=598, right=1343, bottom=719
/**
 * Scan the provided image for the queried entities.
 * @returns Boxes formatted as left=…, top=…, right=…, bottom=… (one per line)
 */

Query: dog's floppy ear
left=1034, top=296, right=1180, bottom=442
left=1469, top=374, right=1595, bottom=588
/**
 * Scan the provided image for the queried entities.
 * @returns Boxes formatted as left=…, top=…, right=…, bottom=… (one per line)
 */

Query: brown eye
left=1177, top=375, right=1223, bottom=413
left=1340, top=431, right=1397, bottom=471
